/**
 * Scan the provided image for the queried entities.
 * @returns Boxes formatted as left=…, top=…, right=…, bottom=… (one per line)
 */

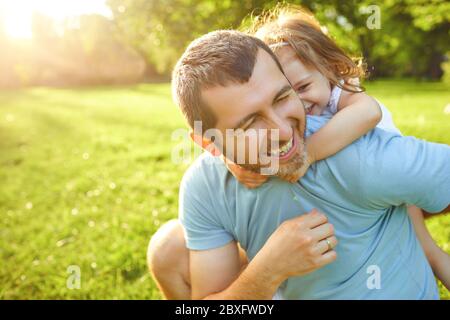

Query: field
left=0, top=79, right=449, bottom=299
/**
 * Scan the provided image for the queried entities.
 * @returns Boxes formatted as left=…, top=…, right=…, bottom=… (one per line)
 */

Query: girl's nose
left=295, top=93, right=311, bottom=108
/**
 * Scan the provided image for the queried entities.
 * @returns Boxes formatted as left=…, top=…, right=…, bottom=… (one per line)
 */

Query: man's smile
left=305, top=103, right=315, bottom=115
left=269, top=134, right=296, bottom=161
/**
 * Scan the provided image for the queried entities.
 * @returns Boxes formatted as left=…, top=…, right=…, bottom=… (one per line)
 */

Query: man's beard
left=239, top=138, right=308, bottom=180
left=275, top=141, right=308, bottom=180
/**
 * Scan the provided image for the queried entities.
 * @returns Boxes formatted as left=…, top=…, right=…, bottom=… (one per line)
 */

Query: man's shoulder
left=302, top=116, right=419, bottom=211
left=305, top=115, right=330, bottom=137
left=180, top=152, right=227, bottom=191
left=305, top=115, right=405, bottom=188
left=307, top=115, right=404, bottom=158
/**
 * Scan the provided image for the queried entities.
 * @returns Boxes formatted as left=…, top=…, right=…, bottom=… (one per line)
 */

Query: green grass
left=0, top=79, right=449, bottom=299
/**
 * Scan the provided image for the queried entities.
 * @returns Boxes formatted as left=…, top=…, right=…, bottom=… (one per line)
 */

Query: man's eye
left=242, top=117, right=257, bottom=129
left=296, top=84, right=310, bottom=92
left=276, top=94, right=290, bottom=103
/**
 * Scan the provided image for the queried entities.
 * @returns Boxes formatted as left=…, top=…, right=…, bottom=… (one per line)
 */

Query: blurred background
left=0, top=0, right=449, bottom=299
left=1, top=0, right=449, bottom=86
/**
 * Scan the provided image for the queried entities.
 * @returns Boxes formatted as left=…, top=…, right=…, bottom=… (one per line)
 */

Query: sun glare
left=0, top=0, right=112, bottom=39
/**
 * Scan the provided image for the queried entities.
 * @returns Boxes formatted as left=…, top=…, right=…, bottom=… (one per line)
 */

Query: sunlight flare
left=0, top=0, right=112, bottom=39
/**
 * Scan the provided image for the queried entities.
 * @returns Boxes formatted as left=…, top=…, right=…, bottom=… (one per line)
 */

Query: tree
left=107, top=0, right=277, bottom=74
left=104, top=0, right=449, bottom=79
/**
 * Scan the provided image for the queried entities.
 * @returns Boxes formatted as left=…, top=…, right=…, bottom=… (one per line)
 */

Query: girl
left=225, top=5, right=450, bottom=291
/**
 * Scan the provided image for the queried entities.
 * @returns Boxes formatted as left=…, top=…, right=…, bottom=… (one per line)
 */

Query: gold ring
left=326, top=238, right=332, bottom=251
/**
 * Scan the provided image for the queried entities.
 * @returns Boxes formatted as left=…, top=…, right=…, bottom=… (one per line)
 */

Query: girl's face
left=276, top=46, right=332, bottom=116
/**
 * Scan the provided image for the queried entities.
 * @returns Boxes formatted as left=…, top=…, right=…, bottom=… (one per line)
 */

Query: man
left=148, top=30, right=450, bottom=299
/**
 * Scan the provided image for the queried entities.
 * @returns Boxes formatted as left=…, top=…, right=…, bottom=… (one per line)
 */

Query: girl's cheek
left=299, top=90, right=315, bottom=103
left=316, top=90, right=331, bottom=108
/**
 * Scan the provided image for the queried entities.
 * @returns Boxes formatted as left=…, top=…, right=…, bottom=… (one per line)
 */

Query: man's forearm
left=202, top=254, right=284, bottom=300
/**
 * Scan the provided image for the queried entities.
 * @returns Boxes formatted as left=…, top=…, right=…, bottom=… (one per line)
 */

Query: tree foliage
left=107, top=0, right=450, bottom=79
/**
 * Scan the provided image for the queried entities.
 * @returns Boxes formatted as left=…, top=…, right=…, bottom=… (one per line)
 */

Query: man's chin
left=277, top=167, right=303, bottom=182
left=241, top=147, right=307, bottom=180
left=275, top=150, right=307, bottom=181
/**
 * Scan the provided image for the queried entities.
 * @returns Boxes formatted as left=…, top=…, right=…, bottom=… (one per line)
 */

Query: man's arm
left=180, top=157, right=336, bottom=299
left=190, top=241, right=280, bottom=300
left=190, top=210, right=338, bottom=300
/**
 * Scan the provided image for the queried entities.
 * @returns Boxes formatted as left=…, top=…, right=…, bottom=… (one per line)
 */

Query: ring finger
left=315, top=236, right=338, bottom=254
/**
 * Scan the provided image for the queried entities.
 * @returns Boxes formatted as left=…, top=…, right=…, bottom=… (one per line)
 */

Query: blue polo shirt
left=179, top=116, right=450, bottom=299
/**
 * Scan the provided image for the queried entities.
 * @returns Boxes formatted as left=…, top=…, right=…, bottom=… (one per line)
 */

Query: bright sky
left=0, top=0, right=112, bottom=38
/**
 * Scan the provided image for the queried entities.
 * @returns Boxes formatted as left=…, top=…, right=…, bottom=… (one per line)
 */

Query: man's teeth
left=270, top=137, right=293, bottom=157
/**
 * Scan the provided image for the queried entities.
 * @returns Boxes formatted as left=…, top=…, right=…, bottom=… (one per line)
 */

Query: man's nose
left=268, top=112, right=292, bottom=141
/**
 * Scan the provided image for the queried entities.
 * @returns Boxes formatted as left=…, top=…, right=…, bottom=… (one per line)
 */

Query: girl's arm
left=408, top=205, right=450, bottom=290
left=306, top=91, right=382, bottom=164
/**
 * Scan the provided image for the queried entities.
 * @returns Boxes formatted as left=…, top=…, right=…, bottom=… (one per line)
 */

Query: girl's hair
left=245, top=4, right=367, bottom=93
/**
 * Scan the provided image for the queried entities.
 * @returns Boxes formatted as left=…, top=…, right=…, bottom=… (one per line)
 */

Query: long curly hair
left=244, top=4, right=367, bottom=93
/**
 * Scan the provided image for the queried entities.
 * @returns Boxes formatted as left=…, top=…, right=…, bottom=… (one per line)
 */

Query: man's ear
left=189, top=131, right=221, bottom=156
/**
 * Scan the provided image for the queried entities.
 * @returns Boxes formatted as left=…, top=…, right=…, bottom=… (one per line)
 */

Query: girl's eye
left=296, top=84, right=310, bottom=92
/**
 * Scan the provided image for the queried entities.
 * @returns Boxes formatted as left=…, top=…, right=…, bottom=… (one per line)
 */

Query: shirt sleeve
left=375, top=100, right=403, bottom=135
left=178, top=165, right=234, bottom=250
left=359, top=129, right=450, bottom=213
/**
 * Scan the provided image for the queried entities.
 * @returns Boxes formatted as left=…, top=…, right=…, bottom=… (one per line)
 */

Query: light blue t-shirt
left=179, top=116, right=450, bottom=299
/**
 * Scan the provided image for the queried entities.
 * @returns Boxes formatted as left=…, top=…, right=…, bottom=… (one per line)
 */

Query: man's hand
left=253, top=209, right=338, bottom=283
left=190, top=209, right=337, bottom=300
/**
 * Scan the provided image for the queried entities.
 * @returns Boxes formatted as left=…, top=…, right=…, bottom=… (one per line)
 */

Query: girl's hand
left=224, top=157, right=268, bottom=189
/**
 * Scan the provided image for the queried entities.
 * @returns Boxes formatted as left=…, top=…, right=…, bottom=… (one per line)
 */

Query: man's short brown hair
left=172, top=30, right=283, bottom=133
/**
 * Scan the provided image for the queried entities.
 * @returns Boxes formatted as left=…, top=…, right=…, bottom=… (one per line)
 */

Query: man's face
left=201, top=48, right=307, bottom=179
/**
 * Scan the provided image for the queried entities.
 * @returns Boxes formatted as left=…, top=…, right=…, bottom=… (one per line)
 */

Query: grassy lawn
left=0, top=79, right=449, bottom=299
